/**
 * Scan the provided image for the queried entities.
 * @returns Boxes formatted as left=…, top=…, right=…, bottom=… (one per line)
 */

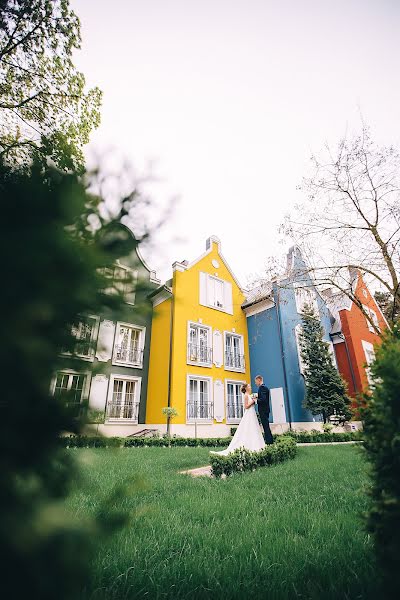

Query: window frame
left=61, top=314, right=100, bottom=361
left=51, top=369, right=91, bottom=405
left=105, top=374, right=142, bottom=423
left=112, top=321, right=146, bottom=368
left=186, top=374, right=213, bottom=423
left=293, top=283, right=320, bottom=317
left=101, top=262, right=138, bottom=305
left=187, top=321, right=213, bottom=367
left=223, top=331, right=245, bottom=373
left=225, top=379, right=245, bottom=424
left=361, top=340, right=376, bottom=385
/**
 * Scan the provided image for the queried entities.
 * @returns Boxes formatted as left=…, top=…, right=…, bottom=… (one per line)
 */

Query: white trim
left=223, top=331, right=246, bottom=373
left=112, top=322, right=146, bottom=368
left=135, top=245, right=160, bottom=284
left=187, top=321, right=213, bottom=367
left=294, top=324, right=305, bottom=375
left=243, top=298, right=275, bottom=317
left=361, top=339, right=376, bottom=385
left=225, top=379, right=246, bottom=424
left=151, top=287, right=172, bottom=307
left=51, top=369, right=91, bottom=400
left=186, top=374, right=213, bottom=423
left=187, top=236, right=243, bottom=291
left=106, top=373, right=142, bottom=423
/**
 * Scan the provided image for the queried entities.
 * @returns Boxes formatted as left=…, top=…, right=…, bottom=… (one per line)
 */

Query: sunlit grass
left=68, top=446, right=377, bottom=600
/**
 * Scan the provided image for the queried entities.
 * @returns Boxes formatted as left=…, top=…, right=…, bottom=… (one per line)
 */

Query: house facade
left=52, top=225, right=160, bottom=435
left=324, top=271, right=387, bottom=400
left=243, top=247, right=335, bottom=431
left=146, top=236, right=251, bottom=437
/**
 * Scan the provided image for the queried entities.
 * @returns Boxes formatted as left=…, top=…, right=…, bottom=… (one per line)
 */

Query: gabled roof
left=186, top=235, right=243, bottom=291
left=242, top=281, right=273, bottom=308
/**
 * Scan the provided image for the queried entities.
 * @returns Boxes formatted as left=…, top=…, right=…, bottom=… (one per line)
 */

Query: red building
left=323, top=271, right=387, bottom=400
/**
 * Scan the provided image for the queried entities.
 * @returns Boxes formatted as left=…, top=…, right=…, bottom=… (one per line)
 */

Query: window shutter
left=207, top=275, right=214, bottom=306
left=214, top=379, right=224, bottom=422
left=199, top=272, right=207, bottom=307
left=223, top=281, right=233, bottom=314
left=89, top=374, right=109, bottom=411
left=213, top=330, right=223, bottom=367
left=95, top=320, right=115, bottom=362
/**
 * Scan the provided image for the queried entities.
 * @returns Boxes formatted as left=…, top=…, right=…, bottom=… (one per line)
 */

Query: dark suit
left=257, top=383, right=274, bottom=445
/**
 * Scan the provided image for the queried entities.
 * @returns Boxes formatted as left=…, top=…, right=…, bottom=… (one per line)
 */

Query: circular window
left=362, top=289, right=368, bottom=298
left=212, top=259, right=220, bottom=269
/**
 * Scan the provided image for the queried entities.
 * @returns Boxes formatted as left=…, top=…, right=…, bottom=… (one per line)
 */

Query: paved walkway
left=180, top=465, right=213, bottom=477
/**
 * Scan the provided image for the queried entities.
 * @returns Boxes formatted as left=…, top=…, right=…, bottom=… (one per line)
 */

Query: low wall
left=84, top=420, right=363, bottom=438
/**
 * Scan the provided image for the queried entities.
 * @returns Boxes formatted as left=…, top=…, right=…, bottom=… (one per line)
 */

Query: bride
left=211, top=383, right=266, bottom=456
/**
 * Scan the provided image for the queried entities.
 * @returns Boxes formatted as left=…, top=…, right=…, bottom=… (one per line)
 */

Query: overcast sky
left=71, top=0, right=400, bottom=285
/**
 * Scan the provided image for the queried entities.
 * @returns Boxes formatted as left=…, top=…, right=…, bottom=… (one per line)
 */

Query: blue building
left=243, top=247, right=334, bottom=430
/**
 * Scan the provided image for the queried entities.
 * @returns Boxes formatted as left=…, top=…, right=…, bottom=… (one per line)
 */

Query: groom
left=255, top=375, right=274, bottom=445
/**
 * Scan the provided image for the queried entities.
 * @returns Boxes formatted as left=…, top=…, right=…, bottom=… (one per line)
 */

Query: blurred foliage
left=0, top=0, right=102, bottom=172
left=374, top=291, right=400, bottom=325
left=361, top=326, right=400, bottom=598
left=300, top=304, right=352, bottom=423
left=0, top=159, right=152, bottom=599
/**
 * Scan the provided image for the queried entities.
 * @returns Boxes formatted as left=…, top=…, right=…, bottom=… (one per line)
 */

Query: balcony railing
left=227, top=402, right=244, bottom=420
left=113, top=345, right=143, bottom=366
left=187, top=343, right=212, bottom=365
left=225, top=351, right=245, bottom=370
left=187, top=401, right=214, bottom=421
left=105, top=400, right=140, bottom=421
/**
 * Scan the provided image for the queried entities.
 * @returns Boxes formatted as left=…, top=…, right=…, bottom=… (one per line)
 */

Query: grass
left=68, top=445, right=377, bottom=600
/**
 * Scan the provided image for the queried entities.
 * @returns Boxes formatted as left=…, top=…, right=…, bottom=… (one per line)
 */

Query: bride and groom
left=211, top=375, right=274, bottom=456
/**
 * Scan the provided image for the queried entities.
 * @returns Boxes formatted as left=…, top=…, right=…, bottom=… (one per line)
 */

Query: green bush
left=361, top=327, right=400, bottom=597
left=230, top=427, right=237, bottom=436
left=61, top=435, right=233, bottom=448
left=284, top=430, right=362, bottom=443
left=210, top=436, right=297, bottom=478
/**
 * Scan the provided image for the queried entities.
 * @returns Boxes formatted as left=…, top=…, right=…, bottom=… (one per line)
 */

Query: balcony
left=187, top=401, right=214, bottom=421
left=105, top=400, right=140, bottom=421
left=227, top=402, right=244, bottom=421
left=225, top=351, right=245, bottom=371
left=113, top=345, right=143, bottom=367
left=187, top=343, right=212, bottom=365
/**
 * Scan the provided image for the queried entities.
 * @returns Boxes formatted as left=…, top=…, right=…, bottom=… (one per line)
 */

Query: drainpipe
left=167, top=287, right=175, bottom=408
left=274, top=285, right=292, bottom=430
left=331, top=332, right=358, bottom=395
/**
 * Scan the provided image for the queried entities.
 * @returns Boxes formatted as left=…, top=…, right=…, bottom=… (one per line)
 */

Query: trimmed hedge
left=61, top=435, right=233, bottom=448
left=284, top=430, right=362, bottom=443
left=210, top=435, right=297, bottom=478
left=60, top=430, right=362, bottom=449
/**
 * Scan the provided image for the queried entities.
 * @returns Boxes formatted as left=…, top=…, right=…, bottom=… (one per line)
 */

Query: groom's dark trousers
left=257, top=384, right=274, bottom=445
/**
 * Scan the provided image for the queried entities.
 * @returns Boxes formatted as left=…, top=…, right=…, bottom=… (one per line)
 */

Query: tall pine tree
left=299, top=304, right=351, bottom=423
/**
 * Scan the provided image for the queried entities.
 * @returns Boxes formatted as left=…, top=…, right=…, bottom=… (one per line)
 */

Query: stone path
left=180, top=465, right=212, bottom=477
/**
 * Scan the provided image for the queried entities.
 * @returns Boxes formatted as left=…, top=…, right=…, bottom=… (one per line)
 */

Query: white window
left=199, top=272, right=233, bottom=314
left=294, top=283, right=319, bottom=317
left=187, top=322, right=212, bottom=366
left=65, top=315, right=99, bottom=360
left=295, top=324, right=305, bottom=375
left=224, top=332, right=245, bottom=371
left=52, top=371, right=90, bottom=415
left=361, top=340, right=376, bottom=385
left=105, top=375, right=141, bottom=421
left=226, top=381, right=244, bottom=423
left=187, top=375, right=213, bottom=421
left=100, top=264, right=138, bottom=304
left=113, top=322, right=145, bottom=367
left=363, top=305, right=380, bottom=333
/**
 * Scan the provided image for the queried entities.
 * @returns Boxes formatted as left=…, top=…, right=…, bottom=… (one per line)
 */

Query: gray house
left=51, top=224, right=159, bottom=433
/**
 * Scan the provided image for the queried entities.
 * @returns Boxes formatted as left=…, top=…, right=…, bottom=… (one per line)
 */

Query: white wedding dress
left=210, top=396, right=266, bottom=456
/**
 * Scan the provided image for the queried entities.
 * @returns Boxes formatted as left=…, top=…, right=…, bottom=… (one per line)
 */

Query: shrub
left=210, top=436, right=297, bottom=478
left=361, top=327, right=400, bottom=597
left=61, top=435, right=233, bottom=448
left=283, top=430, right=362, bottom=443
left=230, top=427, right=238, bottom=436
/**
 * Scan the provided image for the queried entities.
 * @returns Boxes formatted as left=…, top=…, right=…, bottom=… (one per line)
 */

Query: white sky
left=71, top=0, right=400, bottom=285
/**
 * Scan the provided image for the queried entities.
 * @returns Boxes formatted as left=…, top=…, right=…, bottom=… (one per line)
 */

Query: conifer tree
left=299, top=304, right=351, bottom=423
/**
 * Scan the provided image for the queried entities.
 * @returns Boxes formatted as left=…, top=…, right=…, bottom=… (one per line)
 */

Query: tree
left=300, top=304, right=352, bottom=423
left=0, top=0, right=102, bottom=172
left=361, top=326, right=400, bottom=598
left=375, top=291, right=400, bottom=325
left=0, top=159, right=152, bottom=599
left=283, top=126, right=400, bottom=331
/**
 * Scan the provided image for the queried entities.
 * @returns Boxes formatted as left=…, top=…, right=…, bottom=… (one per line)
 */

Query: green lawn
left=68, top=445, right=377, bottom=600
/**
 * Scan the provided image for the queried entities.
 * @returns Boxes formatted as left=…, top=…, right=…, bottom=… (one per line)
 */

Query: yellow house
left=146, top=236, right=251, bottom=437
